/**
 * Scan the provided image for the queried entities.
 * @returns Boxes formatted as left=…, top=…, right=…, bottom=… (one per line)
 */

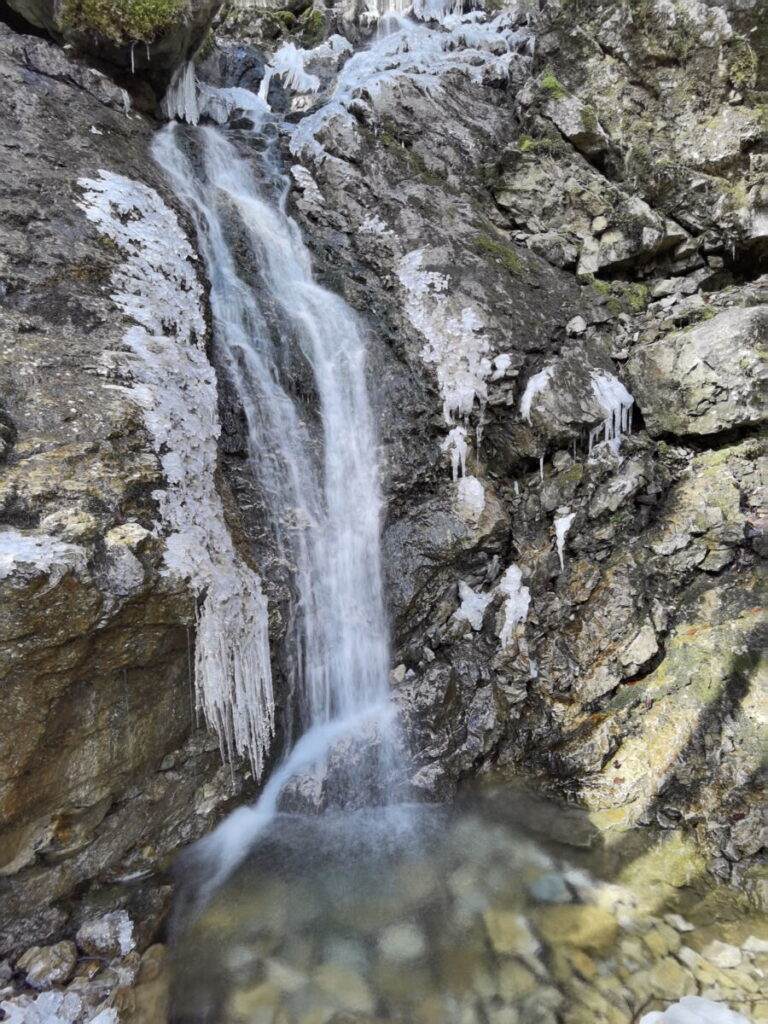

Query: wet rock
left=377, top=923, right=426, bottom=962
left=16, top=941, right=77, bottom=990
left=483, top=909, right=540, bottom=957
left=627, top=307, right=768, bottom=438
left=314, top=963, right=375, bottom=1015
left=534, top=906, right=618, bottom=956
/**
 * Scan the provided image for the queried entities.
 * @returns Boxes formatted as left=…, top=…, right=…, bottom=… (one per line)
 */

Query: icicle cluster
left=77, top=171, right=275, bottom=778
left=588, top=370, right=634, bottom=454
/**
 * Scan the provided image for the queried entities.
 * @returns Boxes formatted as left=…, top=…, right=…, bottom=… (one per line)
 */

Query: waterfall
left=152, top=109, right=397, bottom=896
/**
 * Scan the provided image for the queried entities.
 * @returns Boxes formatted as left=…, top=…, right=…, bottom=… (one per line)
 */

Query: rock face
left=1, top=0, right=766, bottom=974
left=0, top=23, right=264, bottom=956
left=627, top=306, right=768, bottom=437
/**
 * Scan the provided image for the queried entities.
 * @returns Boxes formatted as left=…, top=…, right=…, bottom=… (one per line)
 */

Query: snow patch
left=77, top=171, right=274, bottom=778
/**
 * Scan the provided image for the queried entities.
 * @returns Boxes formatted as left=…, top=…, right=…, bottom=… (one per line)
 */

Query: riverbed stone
left=534, top=906, right=618, bottom=956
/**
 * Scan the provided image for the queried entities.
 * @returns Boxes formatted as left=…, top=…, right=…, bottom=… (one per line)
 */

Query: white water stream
left=153, top=103, right=396, bottom=895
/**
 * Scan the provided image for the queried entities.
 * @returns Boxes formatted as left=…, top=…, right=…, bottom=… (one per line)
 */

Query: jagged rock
left=16, top=942, right=77, bottom=990
left=627, top=307, right=768, bottom=437
left=541, top=93, right=609, bottom=159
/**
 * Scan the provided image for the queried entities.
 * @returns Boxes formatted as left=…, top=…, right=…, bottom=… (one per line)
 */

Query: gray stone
left=627, top=306, right=768, bottom=437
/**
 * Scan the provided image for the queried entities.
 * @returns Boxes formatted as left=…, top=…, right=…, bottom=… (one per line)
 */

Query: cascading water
left=153, top=101, right=398, bottom=901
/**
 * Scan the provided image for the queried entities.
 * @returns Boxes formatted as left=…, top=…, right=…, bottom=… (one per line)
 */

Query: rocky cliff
left=0, top=0, right=765, bottom=1001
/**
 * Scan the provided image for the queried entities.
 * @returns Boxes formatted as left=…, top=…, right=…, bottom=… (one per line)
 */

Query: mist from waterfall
left=152, top=110, right=398, bottom=898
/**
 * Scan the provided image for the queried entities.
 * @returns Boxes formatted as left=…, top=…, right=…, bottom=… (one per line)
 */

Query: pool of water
left=169, top=782, right=768, bottom=1024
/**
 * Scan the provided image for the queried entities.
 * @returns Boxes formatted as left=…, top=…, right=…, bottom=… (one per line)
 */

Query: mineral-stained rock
left=627, top=307, right=768, bottom=437
left=16, top=941, right=77, bottom=990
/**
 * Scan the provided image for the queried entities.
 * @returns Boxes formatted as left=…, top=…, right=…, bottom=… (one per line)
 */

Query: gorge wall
left=0, top=0, right=765, bottom=975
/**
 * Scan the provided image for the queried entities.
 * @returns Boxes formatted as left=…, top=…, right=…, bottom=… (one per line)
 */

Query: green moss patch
left=59, top=0, right=189, bottom=45
left=474, top=234, right=526, bottom=276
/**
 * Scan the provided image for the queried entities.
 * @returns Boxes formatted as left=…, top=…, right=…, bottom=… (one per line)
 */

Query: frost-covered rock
left=76, top=911, right=134, bottom=958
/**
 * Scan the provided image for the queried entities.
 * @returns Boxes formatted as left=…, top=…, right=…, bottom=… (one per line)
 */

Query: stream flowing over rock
left=0, top=0, right=766, bottom=1019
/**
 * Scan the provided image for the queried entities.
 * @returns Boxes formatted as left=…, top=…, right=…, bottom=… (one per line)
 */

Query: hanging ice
left=554, top=508, right=576, bottom=572
left=77, top=170, right=275, bottom=779
left=441, top=425, right=469, bottom=479
left=589, top=370, right=634, bottom=454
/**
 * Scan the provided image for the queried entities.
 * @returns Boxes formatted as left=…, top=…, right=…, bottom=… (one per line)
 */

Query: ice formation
left=161, top=60, right=200, bottom=124
left=289, top=8, right=533, bottom=159
left=398, top=250, right=491, bottom=467
left=0, top=991, right=116, bottom=1024
left=639, top=997, right=752, bottom=1024
left=454, top=580, right=494, bottom=630
left=259, top=42, right=321, bottom=102
left=554, top=509, right=576, bottom=571
left=77, top=171, right=274, bottom=778
left=0, top=530, right=86, bottom=584
left=441, top=425, right=469, bottom=479
left=453, top=563, right=530, bottom=646
left=456, top=474, right=486, bottom=521
left=588, top=370, right=634, bottom=453
left=519, top=365, right=554, bottom=424
left=496, top=564, right=531, bottom=647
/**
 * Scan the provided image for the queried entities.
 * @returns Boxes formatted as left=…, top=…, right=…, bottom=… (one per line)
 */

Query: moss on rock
left=58, top=0, right=189, bottom=45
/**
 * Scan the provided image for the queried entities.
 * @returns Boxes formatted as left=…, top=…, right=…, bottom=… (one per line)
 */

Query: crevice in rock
left=0, top=0, right=49, bottom=39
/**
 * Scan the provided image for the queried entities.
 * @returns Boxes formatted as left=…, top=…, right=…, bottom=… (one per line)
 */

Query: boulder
left=627, top=306, right=768, bottom=438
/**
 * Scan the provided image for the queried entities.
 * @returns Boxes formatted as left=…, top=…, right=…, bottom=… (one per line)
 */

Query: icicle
left=554, top=508, right=576, bottom=572
left=539, top=455, right=544, bottom=482
left=441, top=425, right=469, bottom=479
left=588, top=370, right=634, bottom=455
